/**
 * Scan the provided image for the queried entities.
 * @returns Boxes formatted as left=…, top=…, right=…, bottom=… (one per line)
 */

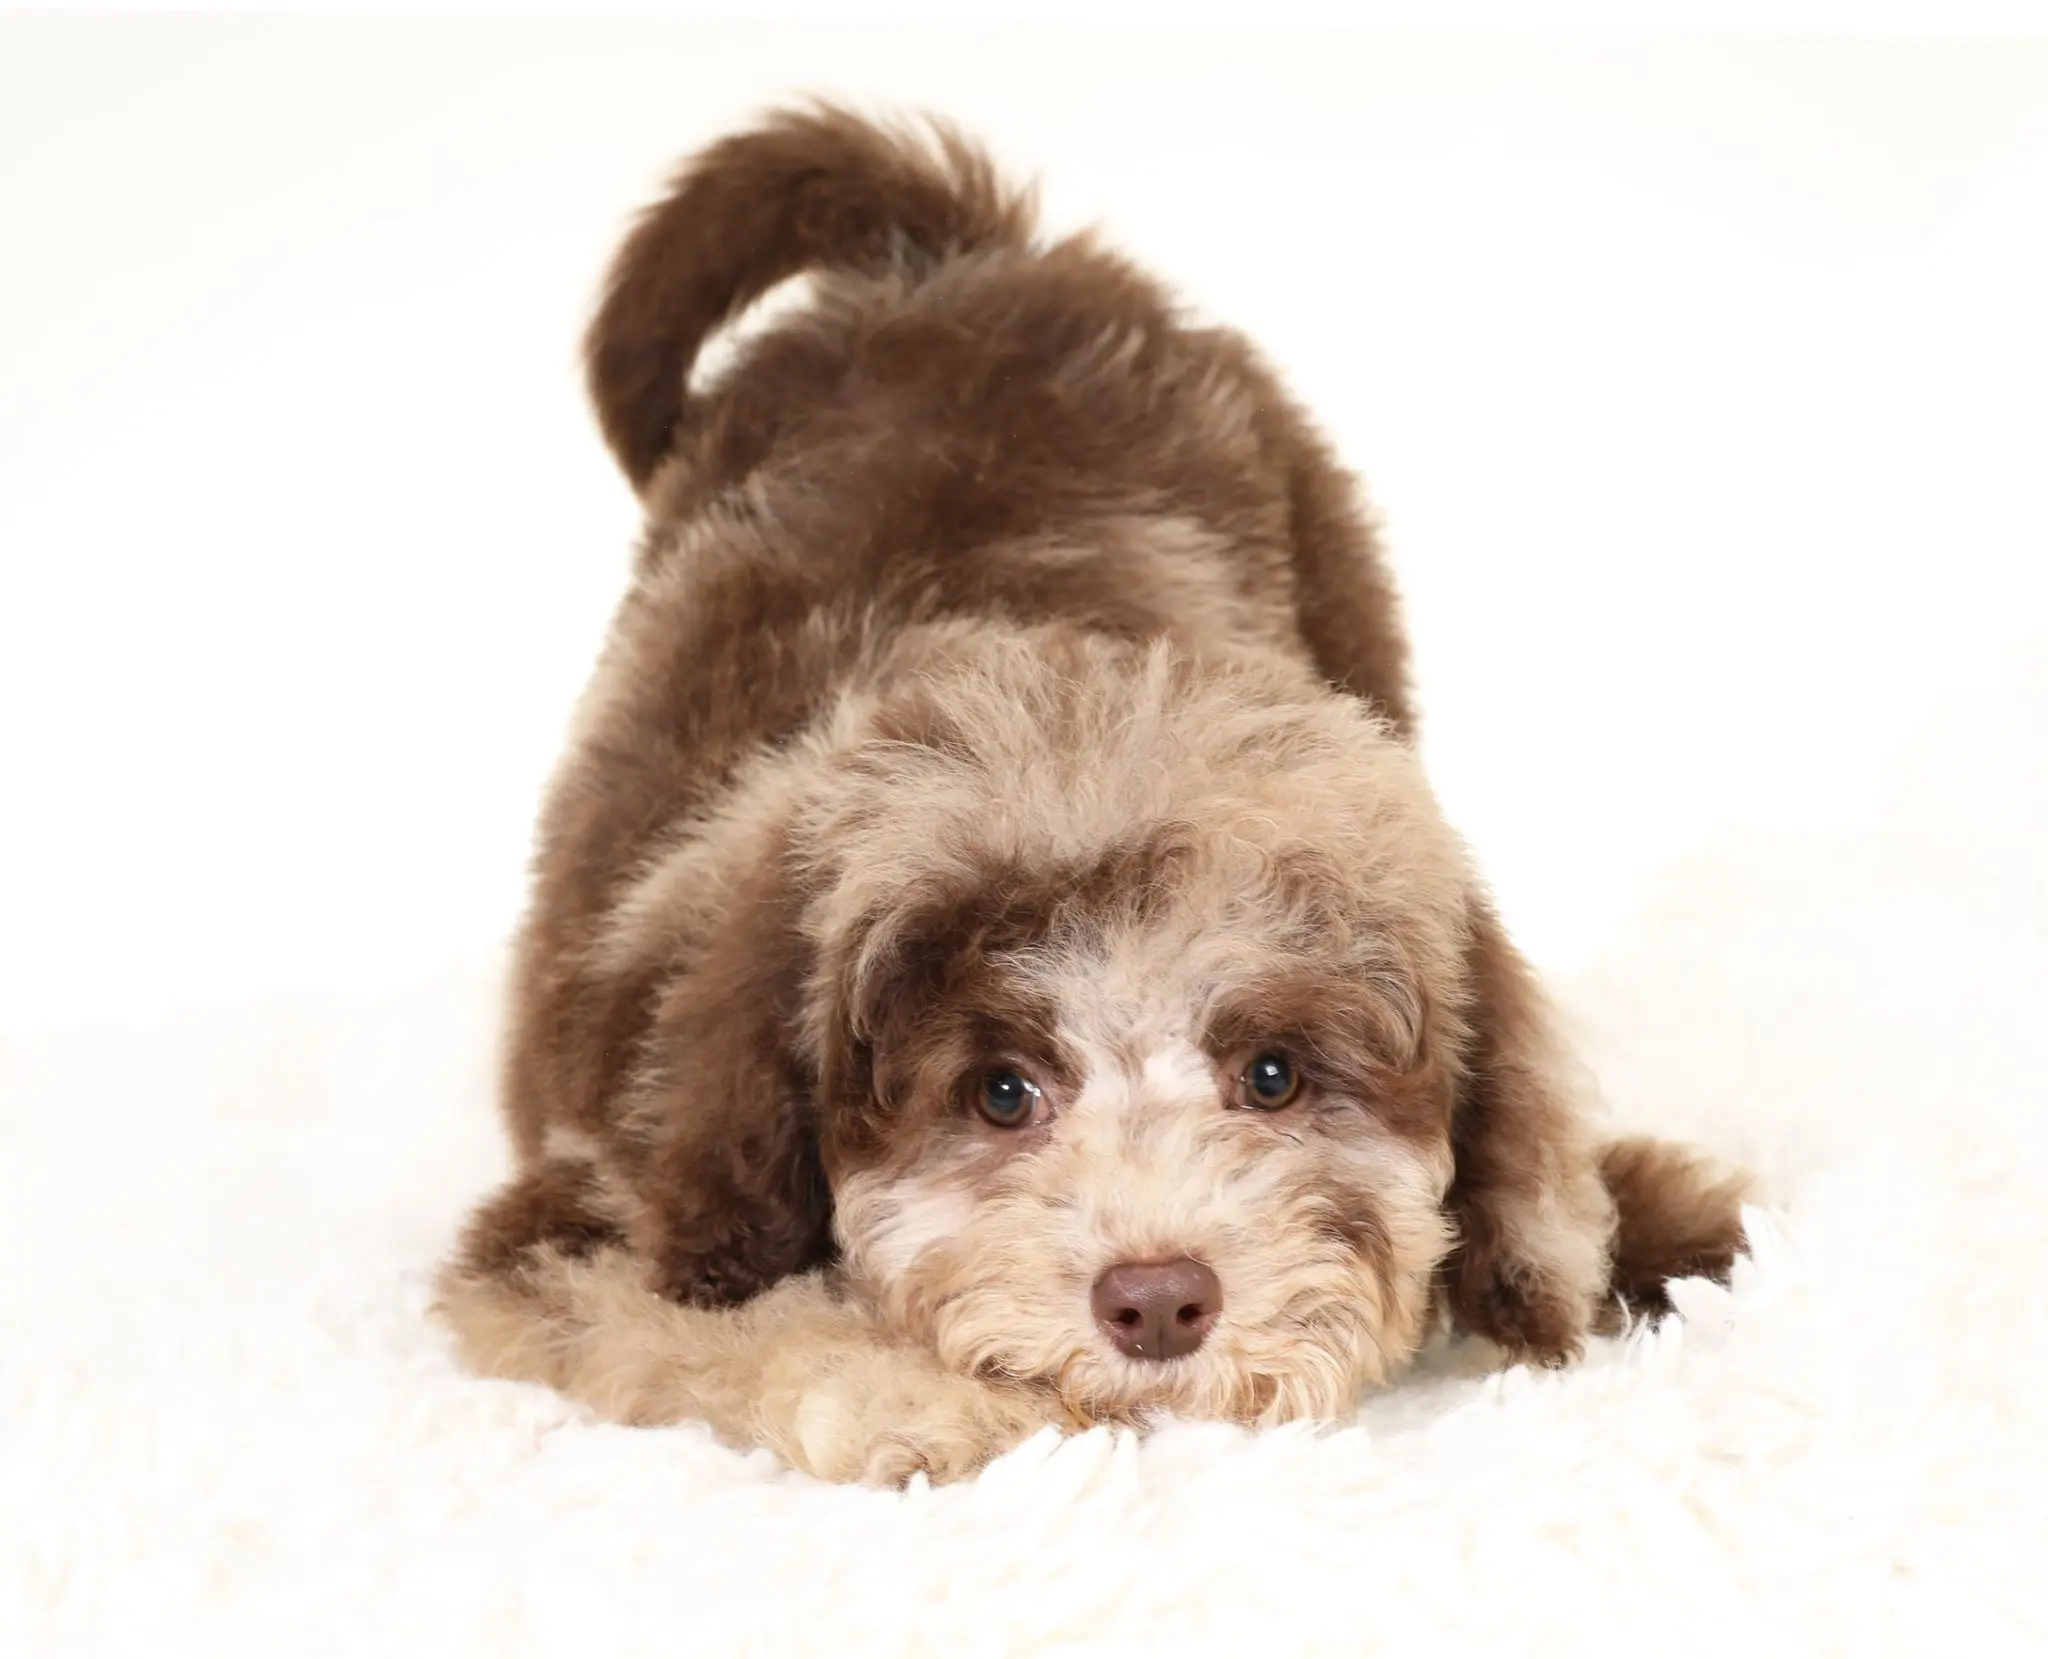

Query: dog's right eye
left=977, top=1068, right=1042, bottom=1128
left=1237, top=1049, right=1303, bottom=1111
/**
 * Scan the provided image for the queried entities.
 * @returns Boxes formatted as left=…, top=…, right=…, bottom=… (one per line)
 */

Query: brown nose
left=1090, top=1258, right=1221, bottom=1361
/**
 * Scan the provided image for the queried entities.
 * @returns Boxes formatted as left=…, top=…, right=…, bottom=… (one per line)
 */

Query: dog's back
left=586, top=102, right=1416, bottom=726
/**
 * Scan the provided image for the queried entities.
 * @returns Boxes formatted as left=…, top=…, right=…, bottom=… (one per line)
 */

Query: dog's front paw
left=1445, top=1254, right=1594, bottom=1368
left=771, top=1353, right=1059, bottom=1487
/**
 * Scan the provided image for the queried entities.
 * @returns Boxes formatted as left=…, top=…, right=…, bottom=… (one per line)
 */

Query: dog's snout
left=1091, top=1258, right=1221, bottom=1361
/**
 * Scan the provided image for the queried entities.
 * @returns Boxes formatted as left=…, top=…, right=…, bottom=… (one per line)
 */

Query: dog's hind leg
left=448, top=1158, right=628, bottom=1278
left=1594, top=1136, right=1752, bottom=1330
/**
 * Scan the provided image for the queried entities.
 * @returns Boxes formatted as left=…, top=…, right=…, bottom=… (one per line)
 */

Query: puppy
left=435, top=104, right=1750, bottom=1485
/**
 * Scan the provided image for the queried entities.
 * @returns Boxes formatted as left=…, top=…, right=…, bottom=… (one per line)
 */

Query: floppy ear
left=621, top=856, right=838, bottom=1308
left=1439, top=894, right=1617, bottom=1363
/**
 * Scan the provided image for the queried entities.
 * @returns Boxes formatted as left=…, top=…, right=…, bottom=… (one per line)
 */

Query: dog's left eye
left=977, top=1068, right=1042, bottom=1128
left=1239, top=1051, right=1302, bottom=1110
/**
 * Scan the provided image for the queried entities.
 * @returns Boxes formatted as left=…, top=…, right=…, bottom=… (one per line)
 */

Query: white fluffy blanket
left=6, top=637, right=2045, bottom=1658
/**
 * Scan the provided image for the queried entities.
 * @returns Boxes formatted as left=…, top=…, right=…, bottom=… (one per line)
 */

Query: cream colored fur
left=434, top=1248, right=1065, bottom=1486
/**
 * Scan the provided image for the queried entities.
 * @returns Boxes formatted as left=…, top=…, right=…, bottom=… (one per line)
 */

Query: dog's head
left=785, top=629, right=1481, bottom=1424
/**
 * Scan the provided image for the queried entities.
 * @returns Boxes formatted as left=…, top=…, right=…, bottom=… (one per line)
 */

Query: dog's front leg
left=433, top=1246, right=1062, bottom=1486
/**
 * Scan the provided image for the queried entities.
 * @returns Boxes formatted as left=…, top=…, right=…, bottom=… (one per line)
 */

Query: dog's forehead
left=1131, top=1037, right=1220, bottom=1101
left=1051, top=926, right=1226, bottom=1045
left=1007, top=907, right=1319, bottom=1068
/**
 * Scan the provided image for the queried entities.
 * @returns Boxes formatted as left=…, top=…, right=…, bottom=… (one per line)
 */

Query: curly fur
left=435, top=102, right=1748, bottom=1484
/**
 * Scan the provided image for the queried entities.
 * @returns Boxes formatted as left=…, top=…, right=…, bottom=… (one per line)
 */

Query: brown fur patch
left=453, top=1158, right=626, bottom=1279
left=1437, top=899, right=1617, bottom=1364
left=1596, top=1136, right=1753, bottom=1328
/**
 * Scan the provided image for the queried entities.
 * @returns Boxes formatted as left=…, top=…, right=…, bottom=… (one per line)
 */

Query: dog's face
left=793, top=631, right=1476, bottom=1424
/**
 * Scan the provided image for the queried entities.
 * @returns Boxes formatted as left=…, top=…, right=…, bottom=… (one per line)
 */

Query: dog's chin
left=1046, top=1331, right=1395, bottom=1430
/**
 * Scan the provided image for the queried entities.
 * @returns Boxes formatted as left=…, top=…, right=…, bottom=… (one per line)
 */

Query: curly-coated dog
left=435, top=104, right=1750, bottom=1485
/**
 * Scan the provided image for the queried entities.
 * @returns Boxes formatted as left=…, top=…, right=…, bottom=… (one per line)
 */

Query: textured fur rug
left=6, top=638, right=2044, bottom=1658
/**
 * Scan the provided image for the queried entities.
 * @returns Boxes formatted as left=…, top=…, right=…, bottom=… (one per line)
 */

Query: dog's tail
left=585, top=101, right=1036, bottom=492
left=1597, top=1135, right=1752, bottom=1327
